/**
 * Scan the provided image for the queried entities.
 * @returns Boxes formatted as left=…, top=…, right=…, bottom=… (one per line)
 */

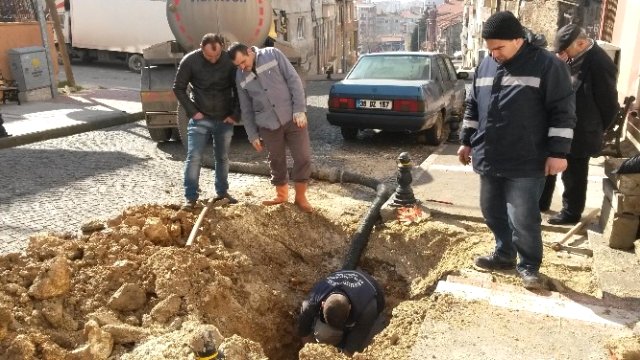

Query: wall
left=0, top=21, right=58, bottom=83
left=610, top=0, right=640, bottom=104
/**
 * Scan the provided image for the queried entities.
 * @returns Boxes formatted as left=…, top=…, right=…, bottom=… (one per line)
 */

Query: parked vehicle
left=55, top=0, right=174, bottom=72
left=326, top=52, right=467, bottom=145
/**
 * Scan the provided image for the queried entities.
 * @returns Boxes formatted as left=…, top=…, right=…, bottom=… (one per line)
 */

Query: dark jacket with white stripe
left=461, top=42, right=577, bottom=178
left=236, top=47, right=306, bottom=142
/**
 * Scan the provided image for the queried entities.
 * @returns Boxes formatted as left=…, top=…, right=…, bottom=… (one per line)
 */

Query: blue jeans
left=183, top=117, right=234, bottom=201
left=480, top=175, right=545, bottom=272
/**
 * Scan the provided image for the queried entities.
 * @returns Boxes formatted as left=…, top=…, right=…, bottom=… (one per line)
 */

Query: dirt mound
left=0, top=197, right=603, bottom=359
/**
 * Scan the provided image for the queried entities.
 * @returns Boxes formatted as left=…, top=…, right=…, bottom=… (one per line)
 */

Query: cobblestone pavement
left=0, top=79, right=438, bottom=253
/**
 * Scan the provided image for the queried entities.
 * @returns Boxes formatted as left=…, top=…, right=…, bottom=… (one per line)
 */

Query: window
left=444, top=57, right=458, bottom=81
left=297, top=17, right=305, bottom=39
left=347, top=55, right=432, bottom=81
left=435, top=57, right=447, bottom=81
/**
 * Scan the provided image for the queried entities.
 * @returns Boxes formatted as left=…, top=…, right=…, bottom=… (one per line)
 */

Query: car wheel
left=127, top=54, right=144, bottom=73
left=418, top=112, right=445, bottom=145
left=148, top=128, right=172, bottom=142
left=340, top=127, right=359, bottom=141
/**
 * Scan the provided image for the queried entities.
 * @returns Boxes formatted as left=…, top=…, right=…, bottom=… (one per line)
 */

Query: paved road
left=1, top=65, right=437, bottom=253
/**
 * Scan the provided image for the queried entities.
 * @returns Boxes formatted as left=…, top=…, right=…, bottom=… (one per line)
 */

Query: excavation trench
left=0, top=165, right=609, bottom=359
left=0, top=190, right=498, bottom=359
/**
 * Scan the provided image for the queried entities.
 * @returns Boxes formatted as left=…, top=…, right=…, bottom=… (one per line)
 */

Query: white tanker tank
left=166, top=0, right=273, bottom=51
left=140, top=0, right=273, bottom=144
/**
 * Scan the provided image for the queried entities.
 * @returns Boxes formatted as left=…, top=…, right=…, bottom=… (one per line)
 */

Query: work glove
left=293, top=112, right=307, bottom=128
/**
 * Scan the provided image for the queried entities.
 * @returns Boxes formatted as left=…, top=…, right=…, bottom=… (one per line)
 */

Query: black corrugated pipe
left=227, top=162, right=382, bottom=191
left=342, top=183, right=392, bottom=270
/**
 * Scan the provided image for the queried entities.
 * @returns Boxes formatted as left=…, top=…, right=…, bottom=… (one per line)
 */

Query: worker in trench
left=297, top=270, right=386, bottom=354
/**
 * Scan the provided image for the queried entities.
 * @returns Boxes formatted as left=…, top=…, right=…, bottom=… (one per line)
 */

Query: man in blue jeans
left=173, top=33, right=240, bottom=210
left=457, top=12, right=576, bottom=289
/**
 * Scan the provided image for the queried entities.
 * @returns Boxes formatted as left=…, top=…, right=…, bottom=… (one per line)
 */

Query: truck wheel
left=177, top=104, right=189, bottom=151
left=418, top=112, right=445, bottom=145
left=148, top=128, right=172, bottom=142
left=340, top=127, right=359, bottom=141
left=127, top=54, right=144, bottom=73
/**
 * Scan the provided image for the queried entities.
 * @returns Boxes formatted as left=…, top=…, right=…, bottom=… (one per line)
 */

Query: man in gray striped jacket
left=228, top=43, right=313, bottom=212
left=457, top=11, right=576, bottom=289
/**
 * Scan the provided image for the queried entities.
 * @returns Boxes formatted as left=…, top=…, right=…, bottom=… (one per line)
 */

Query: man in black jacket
left=458, top=12, right=576, bottom=289
left=173, top=33, right=240, bottom=210
left=297, top=270, right=385, bottom=354
left=540, top=24, right=619, bottom=224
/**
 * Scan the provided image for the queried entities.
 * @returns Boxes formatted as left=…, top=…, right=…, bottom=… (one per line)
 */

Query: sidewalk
left=411, top=141, right=640, bottom=299
left=0, top=87, right=143, bottom=149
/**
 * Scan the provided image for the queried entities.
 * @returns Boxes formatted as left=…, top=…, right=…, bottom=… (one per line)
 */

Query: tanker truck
left=140, top=0, right=274, bottom=144
left=55, top=0, right=175, bottom=72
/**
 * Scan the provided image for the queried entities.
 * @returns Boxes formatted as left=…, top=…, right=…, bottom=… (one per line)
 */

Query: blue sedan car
left=327, top=52, right=467, bottom=145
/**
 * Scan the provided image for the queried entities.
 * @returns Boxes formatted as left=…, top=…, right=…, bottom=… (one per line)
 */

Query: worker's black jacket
left=297, top=270, right=385, bottom=352
left=570, top=43, right=619, bottom=157
left=461, top=42, right=577, bottom=177
left=173, top=49, right=240, bottom=121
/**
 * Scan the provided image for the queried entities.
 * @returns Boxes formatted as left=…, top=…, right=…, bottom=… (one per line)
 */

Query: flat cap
left=554, top=24, right=582, bottom=53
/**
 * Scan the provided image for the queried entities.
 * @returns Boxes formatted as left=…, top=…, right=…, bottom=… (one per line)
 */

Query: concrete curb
left=0, top=112, right=143, bottom=150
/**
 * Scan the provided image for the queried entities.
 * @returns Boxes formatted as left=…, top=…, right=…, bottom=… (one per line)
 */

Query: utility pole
left=32, top=0, right=57, bottom=98
left=44, top=0, right=75, bottom=87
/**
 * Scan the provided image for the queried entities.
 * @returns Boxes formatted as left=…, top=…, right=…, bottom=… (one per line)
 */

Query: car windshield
left=347, top=55, right=432, bottom=81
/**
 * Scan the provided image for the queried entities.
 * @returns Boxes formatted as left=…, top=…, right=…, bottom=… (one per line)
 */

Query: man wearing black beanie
left=457, top=11, right=577, bottom=289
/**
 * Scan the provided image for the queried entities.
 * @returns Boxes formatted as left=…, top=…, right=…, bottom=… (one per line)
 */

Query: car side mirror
left=456, top=72, right=469, bottom=80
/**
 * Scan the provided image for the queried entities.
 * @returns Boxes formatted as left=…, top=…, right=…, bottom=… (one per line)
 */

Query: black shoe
left=474, top=253, right=516, bottom=271
left=517, top=268, right=543, bottom=290
left=547, top=212, right=580, bottom=225
left=181, top=199, right=196, bottom=211
left=214, top=193, right=238, bottom=204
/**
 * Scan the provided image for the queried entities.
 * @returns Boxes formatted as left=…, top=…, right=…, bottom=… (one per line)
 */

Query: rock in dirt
left=28, top=256, right=71, bottom=300
left=143, top=218, right=171, bottom=245
left=5, top=335, right=36, bottom=359
left=606, top=336, right=640, bottom=360
left=70, top=320, right=113, bottom=360
left=102, top=323, right=150, bottom=344
left=81, top=220, right=105, bottom=233
left=0, top=305, right=16, bottom=340
left=218, top=334, right=268, bottom=360
left=299, top=343, right=350, bottom=359
left=188, top=326, right=224, bottom=356
left=41, top=298, right=79, bottom=330
left=108, top=283, right=147, bottom=312
left=150, top=294, right=182, bottom=324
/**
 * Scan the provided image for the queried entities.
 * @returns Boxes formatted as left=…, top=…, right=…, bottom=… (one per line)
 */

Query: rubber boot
left=294, top=182, right=313, bottom=213
left=262, top=185, right=288, bottom=206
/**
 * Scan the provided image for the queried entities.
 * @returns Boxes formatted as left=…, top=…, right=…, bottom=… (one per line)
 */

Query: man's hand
left=223, top=116, right=237, bottom=125
left=457, top=145, right=472, bottom=165
left=293, top=112, right=308, bottom=128
left=545, top=157, right=567, bottom=176
left=251, top=138, right=263, bottom=152
left=192, top=112, right=204, bottom=120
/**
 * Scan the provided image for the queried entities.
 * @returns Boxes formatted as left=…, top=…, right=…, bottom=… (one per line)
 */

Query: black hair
left=227, top=42, right=250, bottom=61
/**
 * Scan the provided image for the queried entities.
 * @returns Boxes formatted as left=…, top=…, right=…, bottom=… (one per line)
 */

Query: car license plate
left=357, top=99, right=392, bottom=110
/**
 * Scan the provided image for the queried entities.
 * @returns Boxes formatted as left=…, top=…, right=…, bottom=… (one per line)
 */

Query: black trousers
left=539, top=155, right=590, bottom=218
left=0, top=113, right=8, bottom=136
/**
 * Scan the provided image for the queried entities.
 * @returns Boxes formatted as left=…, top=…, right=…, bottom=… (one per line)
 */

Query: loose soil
left=0, top=183, right=638, bottom=359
